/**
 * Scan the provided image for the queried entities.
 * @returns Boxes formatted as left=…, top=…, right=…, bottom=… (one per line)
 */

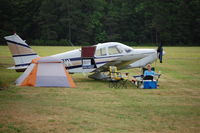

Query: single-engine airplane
left=4, top=33, right=165, bottom=80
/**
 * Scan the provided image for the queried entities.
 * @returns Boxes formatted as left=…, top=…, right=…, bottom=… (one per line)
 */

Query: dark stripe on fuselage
left=62, top=57, right=80, bottom=61
left=62, top=54, right=122, bottom=62
left=95, top=55, right=123, bottom=59
left=15, top=60, right=107, bottom=70
left=62, top=55, right=121, bottom=69
left=6, top=40, right=31, bottom=48
left=15, top=55, right=120, bottom=70
left=13, top=53, right=38, bottom=57
left=65, top=61, right=107, bottom=69
left=66, top=65, right=82, bottom=69
left=15, top=63, right=31, bottom=67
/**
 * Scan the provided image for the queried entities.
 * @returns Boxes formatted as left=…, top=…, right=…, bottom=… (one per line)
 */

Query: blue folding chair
left=133, top=68, right=161, bottom=89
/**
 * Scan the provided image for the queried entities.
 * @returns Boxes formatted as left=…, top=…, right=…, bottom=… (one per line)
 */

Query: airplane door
left=81, top=46, right=97, bottom=69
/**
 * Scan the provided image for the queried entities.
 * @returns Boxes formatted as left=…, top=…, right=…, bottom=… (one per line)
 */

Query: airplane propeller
left=157, top=41, right=163, bottom=63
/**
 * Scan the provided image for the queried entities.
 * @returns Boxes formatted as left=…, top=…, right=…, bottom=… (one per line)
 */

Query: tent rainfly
left=16, top=57, right=76, bottom=87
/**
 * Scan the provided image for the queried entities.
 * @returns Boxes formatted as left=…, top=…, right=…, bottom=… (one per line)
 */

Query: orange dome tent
left=16, top=57, right=76, bottom=87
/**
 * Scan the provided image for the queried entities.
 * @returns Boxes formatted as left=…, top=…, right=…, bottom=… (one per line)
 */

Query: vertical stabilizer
left=4, top=33, right=39, bottom=71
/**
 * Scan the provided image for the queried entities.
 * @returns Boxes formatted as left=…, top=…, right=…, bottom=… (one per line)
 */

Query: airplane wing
left=7, top=65, right=29, bottom=72
left=93, top=56, right=138, bottom=72
left=93, top=60, right=120, bottom=72
left=93, top=52, right=158, bottom=72
left=126, top=52, right=158, bottom=68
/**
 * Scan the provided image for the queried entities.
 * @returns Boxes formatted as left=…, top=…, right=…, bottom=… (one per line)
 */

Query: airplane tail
left=4, top=33, right=39, bottom=71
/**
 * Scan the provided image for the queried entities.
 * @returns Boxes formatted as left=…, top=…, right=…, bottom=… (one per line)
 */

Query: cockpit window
left=108, top=46, right=122, bottom=55
left=125, top=48, right=132, bottom=53
left=95, top=47, right=107, bottom=56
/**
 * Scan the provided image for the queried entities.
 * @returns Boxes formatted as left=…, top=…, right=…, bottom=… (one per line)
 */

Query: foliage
left=0, top=0, right=200, bottom=46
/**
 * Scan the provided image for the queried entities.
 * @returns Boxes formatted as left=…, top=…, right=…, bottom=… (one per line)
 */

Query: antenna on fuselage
left=66, top=38, right=77, bottom=50
left=69, top=40, right=74, bottom=46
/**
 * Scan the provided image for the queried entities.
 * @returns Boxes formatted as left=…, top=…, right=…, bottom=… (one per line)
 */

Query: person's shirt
left=144, top=70, right=155, bottom=77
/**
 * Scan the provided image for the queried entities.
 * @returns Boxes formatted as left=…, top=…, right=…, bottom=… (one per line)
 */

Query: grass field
left=0, top=46, right=200, bottom=133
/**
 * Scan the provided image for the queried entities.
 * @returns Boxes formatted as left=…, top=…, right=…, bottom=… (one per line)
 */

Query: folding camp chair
left=108, top=66, right=128, bottom=88
left=133, top=67, right=161, bottom=89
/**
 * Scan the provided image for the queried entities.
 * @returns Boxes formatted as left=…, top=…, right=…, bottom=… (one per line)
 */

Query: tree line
left=0, top=0, right=200, bottom=46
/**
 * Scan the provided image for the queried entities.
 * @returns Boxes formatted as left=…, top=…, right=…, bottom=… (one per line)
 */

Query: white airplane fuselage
left=51, top=42, right=159, bottom=73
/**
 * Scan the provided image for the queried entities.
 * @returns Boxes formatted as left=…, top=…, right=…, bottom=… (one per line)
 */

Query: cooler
left=143, top=80, right=157, bottom=89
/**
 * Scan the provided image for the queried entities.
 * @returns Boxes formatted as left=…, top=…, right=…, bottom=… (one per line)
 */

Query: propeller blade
left=157, top=41, right=163, bottom=63
left=159, top=50, right=163, bottom=63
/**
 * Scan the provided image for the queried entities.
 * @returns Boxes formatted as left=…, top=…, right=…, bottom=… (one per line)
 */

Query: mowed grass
left=0, top=45, right=200, bottom=133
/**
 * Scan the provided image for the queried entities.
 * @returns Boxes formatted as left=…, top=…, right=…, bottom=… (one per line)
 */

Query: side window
left=95, top=47, right=107, bottom=56
left=95, top=49, right=101, bottom=56
left=101, top=47, right=107, bottom=56
left=108, top=46, right=122, bottom=55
